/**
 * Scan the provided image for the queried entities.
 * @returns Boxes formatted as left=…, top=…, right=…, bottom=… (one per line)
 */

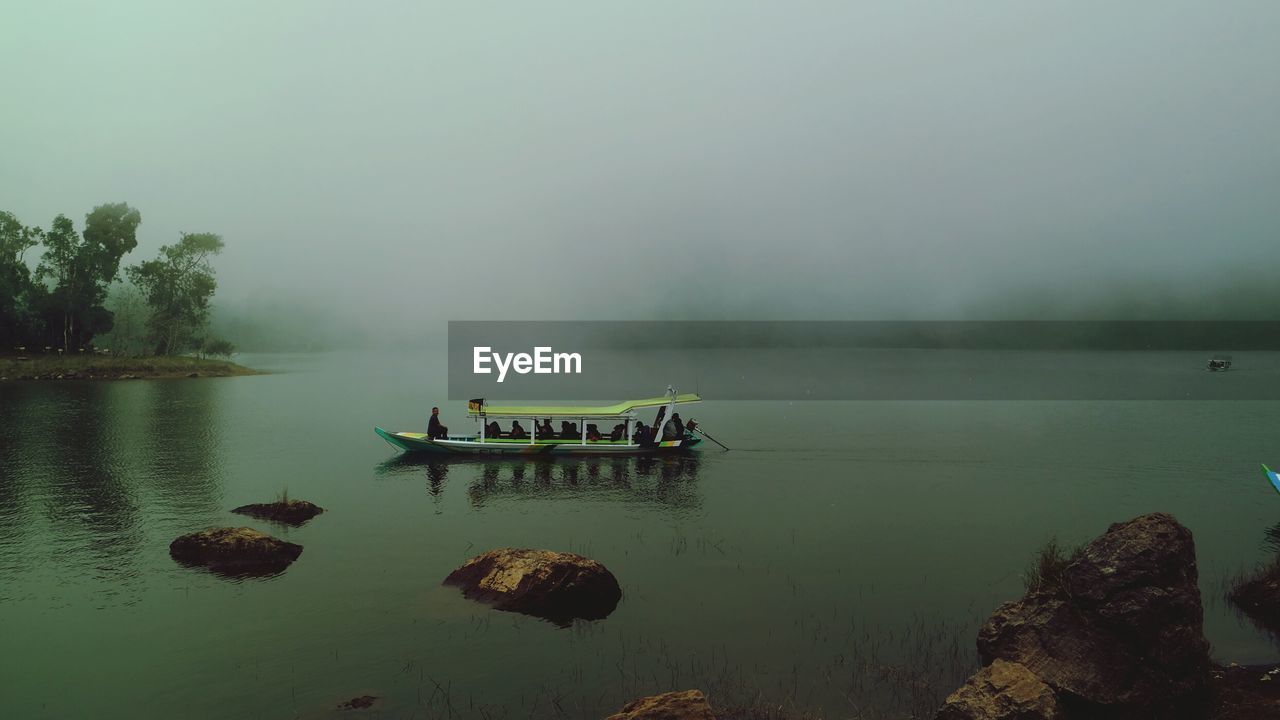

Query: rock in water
left=1228, top=561, right=1280, bottom=631
left=606, top=689, right=716, bottom=720
left=336, top=695, right=378, bottom=711
left=976, top=512, right=1210, bottom=715
left=443, top=548, right=621, bottom=625
left=935, top=659, right=1065, bottom=720
left=170, top=527, right=302, bottom=577
left=232, top=499, right=325, bottom=526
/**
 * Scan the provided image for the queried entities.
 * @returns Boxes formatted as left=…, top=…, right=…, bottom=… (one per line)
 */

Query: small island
left=0, top=353, right=259, bottom=381
left=2, top=203, right=259, bottom=381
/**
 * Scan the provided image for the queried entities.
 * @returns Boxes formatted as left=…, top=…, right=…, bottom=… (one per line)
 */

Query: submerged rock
left=231, top=499, right=325, bottom=526
left=443, top=548, right=621, bottom=625
left=1227, top=561, right=1280, bottom=631
left=336, top=695, right=379, bottom=711
left=606, top=689, right=716, bottom=720
left=935, top=659, right=1064, bottom=720
left=169, top=527, right=302, bottom=577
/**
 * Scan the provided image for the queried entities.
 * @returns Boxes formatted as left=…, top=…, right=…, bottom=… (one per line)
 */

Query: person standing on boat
left=428, top=407, right=448, bottom=439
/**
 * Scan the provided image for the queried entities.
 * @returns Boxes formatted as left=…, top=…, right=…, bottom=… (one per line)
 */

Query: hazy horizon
left=4, top=1, right=1278, bottom=345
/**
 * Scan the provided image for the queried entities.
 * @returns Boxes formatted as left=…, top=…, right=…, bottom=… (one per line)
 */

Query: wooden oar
left=693, top=427, right=730, bottom=451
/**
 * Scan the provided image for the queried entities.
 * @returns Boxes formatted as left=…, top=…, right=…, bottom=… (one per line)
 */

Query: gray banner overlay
left=448, top=321, right=1280, bottom=401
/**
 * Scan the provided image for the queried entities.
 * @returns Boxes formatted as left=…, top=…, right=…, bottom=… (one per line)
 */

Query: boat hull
left=374, top=426, right=701, bottom=456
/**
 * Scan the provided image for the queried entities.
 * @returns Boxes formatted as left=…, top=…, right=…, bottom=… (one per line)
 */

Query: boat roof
left=471, top=393, right=702, bottom=418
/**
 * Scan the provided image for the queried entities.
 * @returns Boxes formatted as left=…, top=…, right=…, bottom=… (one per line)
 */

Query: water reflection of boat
left=376, top=454, right=703, bottom=508
left=375, top=389, right=704, bottom=456
left=466, top=455, right=703, bottom=508
left=1263, top=521, right=1280, bottom=555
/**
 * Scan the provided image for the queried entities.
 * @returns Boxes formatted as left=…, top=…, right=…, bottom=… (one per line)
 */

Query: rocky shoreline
left=597, top=513, right=1280, bottom=720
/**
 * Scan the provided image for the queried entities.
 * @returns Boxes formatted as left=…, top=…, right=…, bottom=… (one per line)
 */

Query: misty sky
left=3, top=1, right=1278, bottom=335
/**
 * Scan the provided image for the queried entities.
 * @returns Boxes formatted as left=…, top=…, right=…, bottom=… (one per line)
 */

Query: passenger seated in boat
left=633, top=421, right=649, bottom=444
left=485, top=421, right=502, bottom=438
left=428, top=407, right=448, bottom=439
left=538, top=418, right=554, bottom=438
left=662, top=415, right=681, bottom=440
left=670, top=413, right=686, bottom=438
left=609, top=423, right=626, bottom=441
left=560, top=421, right=580, bottom=439
left=586, top=424, right=601, bottom=441
left=509, top=420, right=528, bottom=439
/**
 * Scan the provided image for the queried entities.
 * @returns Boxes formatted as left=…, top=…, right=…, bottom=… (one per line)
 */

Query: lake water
left=2, top=350, right=1279, bottom=719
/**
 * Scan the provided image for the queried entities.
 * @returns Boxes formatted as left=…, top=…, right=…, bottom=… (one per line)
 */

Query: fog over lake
left=3, top=1, right=1279, bottom=347
left=5, top=4, right=1280, bottom=718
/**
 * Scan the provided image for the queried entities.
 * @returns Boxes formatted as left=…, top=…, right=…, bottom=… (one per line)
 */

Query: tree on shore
left=33, top=203, right=141, bottom=350
left=126, top=232, right=224, bottom=355
left=0, top=211, right=43, bottom=346
left=200, top=337, right=236, bottom=358
left=101, top=281, right=149, bottom=356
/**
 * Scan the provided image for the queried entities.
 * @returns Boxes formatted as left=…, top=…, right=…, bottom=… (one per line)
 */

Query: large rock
left=442, top=548, right=621, bottom=625
left=170, top=527, right=303, bottom=577
left=606, top=689, right=716, bottom=720
left=935, top=659, right=1065, bottom=720
left=232, top=499, right=325, bottom=526
left=1227, top=561, right=1280, bottom=631
left=976, top=513, right=1210, bottom=715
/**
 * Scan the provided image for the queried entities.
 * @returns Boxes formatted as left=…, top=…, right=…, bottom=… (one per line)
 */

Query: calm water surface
left=2, top=351, right=1279, bottom=719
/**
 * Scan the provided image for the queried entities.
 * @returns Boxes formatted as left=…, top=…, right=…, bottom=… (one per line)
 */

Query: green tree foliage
left=0, top=211, right=43, bottom=346
left=33, top=203, right=141, bottom=350
left=126, top=232, right=224, bottom=355
left=97, top=281, right=150, bottom=356
left=200, top=337, right=236, bottom=358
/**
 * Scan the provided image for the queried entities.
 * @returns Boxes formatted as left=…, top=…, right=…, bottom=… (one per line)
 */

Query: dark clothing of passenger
left=509, top=421, right=528, bottom=439
left=662, top=420, right=679, bottom=440
left=428, top=414, right=447, bottom=439
left=671, top=414, right=686, bottom=438
left=609, top=424, right=625, bottom=441
left=586, top=424, right=601, bottom=441
left=486, top=421, right=502, bottom=438
left=538, top=419, right=554, bottom=438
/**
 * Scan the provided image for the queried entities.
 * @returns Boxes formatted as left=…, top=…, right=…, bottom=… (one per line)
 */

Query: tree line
left=0, top=202, right=233, bottom=357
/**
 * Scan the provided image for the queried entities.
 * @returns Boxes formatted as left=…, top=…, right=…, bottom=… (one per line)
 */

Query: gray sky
left=3, top=1, right=1278, bottom=336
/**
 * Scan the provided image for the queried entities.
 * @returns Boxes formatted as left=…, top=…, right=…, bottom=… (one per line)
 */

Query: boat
left=375, top=388, right=704, bottom=455
left=1265, top=464, right=1280, bottom=496
left=1207, top=355, right=1233, bottom=371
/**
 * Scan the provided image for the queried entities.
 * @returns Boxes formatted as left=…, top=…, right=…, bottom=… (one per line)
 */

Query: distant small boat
left=376, top=388, right=704, bottom=456
left=1265, top=464, right=1280, bottom=496
left=1207, top=355, right=1233, bottom=371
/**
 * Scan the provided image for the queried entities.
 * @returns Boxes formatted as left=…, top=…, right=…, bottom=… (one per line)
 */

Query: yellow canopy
left=471, top=393, right=702, bottom=418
